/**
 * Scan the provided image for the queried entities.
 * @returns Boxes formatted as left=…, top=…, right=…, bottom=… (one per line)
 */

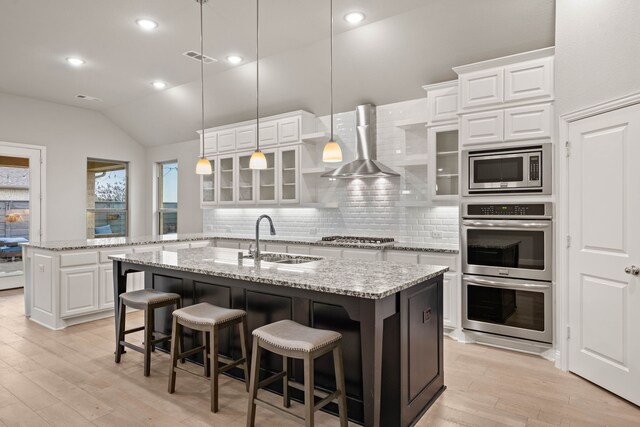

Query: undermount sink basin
left=243, top=252, right=321, bottom=264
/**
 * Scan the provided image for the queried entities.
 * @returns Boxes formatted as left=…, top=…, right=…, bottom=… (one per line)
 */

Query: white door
left=568, top=103, right=640, bottom=405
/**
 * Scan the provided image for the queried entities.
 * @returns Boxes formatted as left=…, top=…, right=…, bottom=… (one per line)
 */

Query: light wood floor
left=0, top=288, right=638, bottom=427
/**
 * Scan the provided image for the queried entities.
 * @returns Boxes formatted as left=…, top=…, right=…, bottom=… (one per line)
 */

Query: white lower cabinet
left=342, top=249, right=381, bottom=261
left=385, top=251, right=419, bottom=264
left=216, top=240, right=240, bottom=249
left=265, top=244, right=287, bottom=253
left=99, top=265, right=114, bottom=310
left=442, top=273, right=458, bottom=329
left=309, top=247, right=342, bottom=258
left=287, top=245, right=310, bottom=255
left=60, top=266, right=98, bottom=318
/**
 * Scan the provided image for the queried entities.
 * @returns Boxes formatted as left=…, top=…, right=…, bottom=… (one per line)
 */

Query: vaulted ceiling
left=0, top=0, right=555, bottom=146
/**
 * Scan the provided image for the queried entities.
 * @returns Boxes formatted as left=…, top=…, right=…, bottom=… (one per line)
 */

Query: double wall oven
left=461, top=202, right=553, bottom=343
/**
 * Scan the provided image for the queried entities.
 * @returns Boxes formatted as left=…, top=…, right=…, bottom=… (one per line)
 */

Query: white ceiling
left=0, top=0, right=555, bottom=146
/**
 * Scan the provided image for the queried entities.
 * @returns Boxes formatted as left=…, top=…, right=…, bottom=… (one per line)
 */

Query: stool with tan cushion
left=115, top=289, right=181, bottom=377
left=247, top=319, right=348, bottom=427
left=168, top=302, right=250, bottom=413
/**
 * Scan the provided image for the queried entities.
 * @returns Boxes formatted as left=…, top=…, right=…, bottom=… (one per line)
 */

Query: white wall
left=0, top=92, right=147, bottom=241
left=555, top=0, right=640, bottom=115
left=145, top=139, right=203, bottom=235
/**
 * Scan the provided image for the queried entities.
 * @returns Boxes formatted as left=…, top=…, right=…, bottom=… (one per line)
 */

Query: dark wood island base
left=113, top=257, right=445, bottom=427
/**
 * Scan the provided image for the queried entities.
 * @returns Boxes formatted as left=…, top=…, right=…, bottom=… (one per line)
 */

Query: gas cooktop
left=321, top=236, right=395, bottom=245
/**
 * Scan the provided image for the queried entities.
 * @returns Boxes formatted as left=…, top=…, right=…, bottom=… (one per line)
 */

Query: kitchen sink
left=243, top=252, right=322, bottom=264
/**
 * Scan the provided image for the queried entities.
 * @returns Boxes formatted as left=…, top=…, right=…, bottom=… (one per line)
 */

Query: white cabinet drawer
left=190, top=241, right=211, bottom=249
left=265, top=244, right=287, bottom=253
left=504, top=56, right=553, bottom=102
left=60, top=266, right=98, bottom=318
left=309, top=247, right=342, bottom=258
left=203, top=133, right=218, bottom=155
left=504, top=104, right=552, bottom=141
left=429, top=85, right=458, bottom=123
left=60, top=251, right=98, bottom=267
left=287, top=245, right=310, bottom=255
left=259, top=121, right=278, bottom=147
left=236, top=125, right=257, bottom=150
left=342, top=249, right=380, bottom=261
left=461, top=110, right=504, bottom=145
left=419, top=253, right=457, bottom=272
left=217, top=130, right=236, bottom=152
left=216, top=240, right=240, bottom=249
left=385, top=251, right=419, bottom=264
left=163, top=243, right=191, bottom=251
left=278, top=117, right=300, bottom=144
left=99, top=248, right=133, bottom=264
left=460, top=68, right=503, bottom=110
left=132, top=245, right=163, bottom=254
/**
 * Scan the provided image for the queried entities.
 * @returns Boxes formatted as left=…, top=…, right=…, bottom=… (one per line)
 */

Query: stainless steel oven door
left=462, top=219, right=552, bottom=281
left=462, top=275, right=552, bottom=343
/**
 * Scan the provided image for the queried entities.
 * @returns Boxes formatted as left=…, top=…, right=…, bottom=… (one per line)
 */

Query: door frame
left=556, top=91, right=640, bottom=371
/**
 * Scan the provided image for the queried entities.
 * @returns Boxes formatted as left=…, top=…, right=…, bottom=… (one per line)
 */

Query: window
left=87, top=159, right=128, bottom=238
left=157, top=161, right=178, bottom=235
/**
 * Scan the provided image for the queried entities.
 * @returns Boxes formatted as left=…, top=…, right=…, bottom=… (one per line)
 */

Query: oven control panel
left=465, top=203, right=550, bottom=218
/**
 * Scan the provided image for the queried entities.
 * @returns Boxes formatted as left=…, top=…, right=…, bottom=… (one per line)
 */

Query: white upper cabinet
left=424, top=80, right=458, bottom=124
left=504, top=104, right=552, bottom=141
left=278, top=117, right=300, bottom=144
left=460, top=110, right=504, bottom=145
left=259, top=121, right=278, bottom=147
left=459, top=68, right=504, bottom=110
left=504, top=56, right=553, bottom=102
left=235, top=125, right=256, bottom=150
left=202, top=133, right=217, bottom=156
left=236, top=152, right=256, bottom=204
left=217, top=129, right=236, bottom=152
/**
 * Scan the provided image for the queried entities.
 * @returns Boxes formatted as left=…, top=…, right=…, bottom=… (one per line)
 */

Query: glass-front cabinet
left=258, top=149, right=277, bottom=204
left=429, top=124, right=459, bottom=199
left=218, top=155, right=235, bottom=204
left=236, top=152, right=255, bottom=204
left=279, top=146, right=299, bottom=203
left=201, top=157, right=216, bottom=206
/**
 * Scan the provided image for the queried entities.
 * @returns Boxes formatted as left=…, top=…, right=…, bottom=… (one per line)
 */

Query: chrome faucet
left=252, top=214, right=276, bottom=259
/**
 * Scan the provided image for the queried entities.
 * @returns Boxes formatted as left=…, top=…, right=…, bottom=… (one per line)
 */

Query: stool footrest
left=123, top=326, right=145, bottom=334
left=218, top=357, right=246, bottom=374
left=314, top=390, right=340, bottom=412
left=257, top=371, right=286, bottom=390
left=177, top=345, right=206, bottom=360
left=121, top=341, right=144, bottom=354
left=287, top=380, right=331, bottom=400
left=254, top=397, right=304, bottom=424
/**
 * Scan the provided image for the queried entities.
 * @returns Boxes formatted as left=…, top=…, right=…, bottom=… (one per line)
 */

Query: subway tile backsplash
left=203, top=98, right=460, bottom=248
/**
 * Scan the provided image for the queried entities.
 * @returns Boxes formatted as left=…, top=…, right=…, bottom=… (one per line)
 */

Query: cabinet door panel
left=278, top=147, right=299, bottom=203
left=257, top=149, right=277, bottom=204
left=460, top=68, right=503, bottom=109
left=287, top=245, right=310, bottom=255
left=460, top=110, right=504, bottom=145
left=419, top=253, right=457, bottom=272
left=203, top=134, right=217, bottom=155
left=342, top=249, right=380, bottom=261
left=278, top=117, right=300, bottom=144
left=236, top=125, right=257, bottom=150
left=385, top=251, right=419, bottom=264
left=99, top=265, right=114, bottom=310
left=218, top=156, right=235, bottom=204
left=60, top=266, right=98, bottom=317
left=442, top=273, right=458, bottom=328
left=201, top=158, right=217, bottom=206
left=217, top=130, right=236, bottom=152
left=237, top=152, right=256, bottom=204
left=504, top=57, right=553, bottom=102
left=429, top=86, right=458, bottom=123
left=504, top=104, right=552, bottom=141
left=259, top=121, right=278, bottom=147
left=309, top=247, right=342, bottom=258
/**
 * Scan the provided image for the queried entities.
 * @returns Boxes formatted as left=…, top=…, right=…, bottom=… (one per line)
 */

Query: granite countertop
left=109, top=247, right=449, bottom=300
left=22, top=232, right=458, bottom=254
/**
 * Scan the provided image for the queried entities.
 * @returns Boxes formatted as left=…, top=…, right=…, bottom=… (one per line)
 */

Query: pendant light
left=195, top=0, right=212, bottom=175
left=322, top=0, right=342, bottom=163
left=249, top=0, right=267, bottom=170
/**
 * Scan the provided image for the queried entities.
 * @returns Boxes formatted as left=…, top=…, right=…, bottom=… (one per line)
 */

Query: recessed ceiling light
left=151, top=81, right=167, bottom=89
left=344, top=12, right=365, bottom=24
left=136, top=18, right=158, bottom=30
left=226, top=55, right=243, bottom=64
left=66, top=57, right=85, bottom=66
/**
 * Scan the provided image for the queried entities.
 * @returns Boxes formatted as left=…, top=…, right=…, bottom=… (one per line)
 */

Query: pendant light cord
left=255, top=0, right=260, bottom=152
left=200, top=0, right=205, bottom=158
left=330, top=0, right=334, bottom=141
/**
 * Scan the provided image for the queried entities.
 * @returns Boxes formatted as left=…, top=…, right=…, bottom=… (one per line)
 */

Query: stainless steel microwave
left=462, top=144, right=552, bottom=195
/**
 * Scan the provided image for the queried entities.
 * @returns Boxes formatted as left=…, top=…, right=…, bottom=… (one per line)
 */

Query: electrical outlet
left=432, top=230, right=443, bottom=239
left=309, top=228, right=317, bottom=236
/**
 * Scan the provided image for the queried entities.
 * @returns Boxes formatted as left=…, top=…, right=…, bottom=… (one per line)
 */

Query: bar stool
left=247, top=320, right=348, bottom=427
left=168, top=302, right=250, bottom=413
left=115, top=289, right=181, bottom=377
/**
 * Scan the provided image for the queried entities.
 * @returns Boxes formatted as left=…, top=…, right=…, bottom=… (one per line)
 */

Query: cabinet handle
left=624, top=265, right=640, bottom=276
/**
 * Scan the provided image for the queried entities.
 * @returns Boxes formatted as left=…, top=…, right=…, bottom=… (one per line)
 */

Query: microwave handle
left=462, top=221, right=549, bottom=228
left=465, top=277, right=551, bottom=290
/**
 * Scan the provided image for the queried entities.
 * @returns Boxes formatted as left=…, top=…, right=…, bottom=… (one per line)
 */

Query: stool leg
left=283, top=356, right=290, bottom=408
left=333, top=345, right=348, bottom=427
left=149, top=307, right=156, bottom=353
left=239, top=317, right=250, bottom=392
left=143, top=308, right=153, bottom=377
left=210, top=325, right=219, bottom=413
left=204, top=331, right=211, bottom=378
left=304, top=354, right=315, bottom=427
left=115, top=298, right=126, bottom=363
left=168, top=316, right=180, bottom=393
left=246, top=336, right=261, bottom=427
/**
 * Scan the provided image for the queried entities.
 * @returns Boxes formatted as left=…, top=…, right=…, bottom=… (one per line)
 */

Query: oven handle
left=462, top=221, right=550, bottom=228
left=465, top=277, right=551, bottom=290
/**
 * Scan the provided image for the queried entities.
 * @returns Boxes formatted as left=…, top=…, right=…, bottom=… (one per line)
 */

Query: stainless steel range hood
left=321, top=104, right=400, bottom=179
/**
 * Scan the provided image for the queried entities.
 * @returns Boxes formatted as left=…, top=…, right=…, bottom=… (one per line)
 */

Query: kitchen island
left=110, top=247, right=448, bottom=427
